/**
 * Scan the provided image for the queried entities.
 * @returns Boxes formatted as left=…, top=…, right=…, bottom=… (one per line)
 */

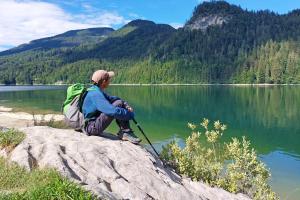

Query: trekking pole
left=132, top=118, right=160, bottom=158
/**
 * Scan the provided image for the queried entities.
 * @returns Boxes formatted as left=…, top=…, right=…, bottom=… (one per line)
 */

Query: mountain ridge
left=0, top=27, right=114, bottom=56
left=0, top=1, right=300, bottom=84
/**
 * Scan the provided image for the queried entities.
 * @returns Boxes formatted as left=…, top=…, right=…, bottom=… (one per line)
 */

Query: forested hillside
left=1, top=1, right=300, bottom=84
left=0, top=28, right=114, bottom=57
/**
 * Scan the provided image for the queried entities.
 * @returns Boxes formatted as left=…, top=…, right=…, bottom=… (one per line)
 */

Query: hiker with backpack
left=81, top=70, right=141, bottom=144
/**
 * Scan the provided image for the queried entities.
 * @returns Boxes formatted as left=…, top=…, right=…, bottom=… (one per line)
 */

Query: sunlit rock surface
left=6, top=126, right=250, bottom=200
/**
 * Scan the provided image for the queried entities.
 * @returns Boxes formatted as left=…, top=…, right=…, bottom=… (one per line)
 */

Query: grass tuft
left=0, top=129, right=25, bottom=151
left=32, top=113, right=70, bottom=129
left=0, top=157, right=97, bottom=200
left=34, top=119, right=70, bottom=129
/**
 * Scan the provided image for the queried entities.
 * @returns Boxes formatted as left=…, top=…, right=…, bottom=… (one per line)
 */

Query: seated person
left=82, top=70, right=141, bottom=144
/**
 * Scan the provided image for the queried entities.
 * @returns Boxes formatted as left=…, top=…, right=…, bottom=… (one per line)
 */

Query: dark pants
left=85, top=100, right=131, bottom=136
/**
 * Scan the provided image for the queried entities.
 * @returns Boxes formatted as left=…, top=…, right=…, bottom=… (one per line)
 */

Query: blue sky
left=42, top=0, right=300, bottom=28
left=0, top=0, right=300, bottom=51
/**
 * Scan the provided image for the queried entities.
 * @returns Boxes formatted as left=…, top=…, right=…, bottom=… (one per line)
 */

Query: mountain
left=79, top=20, right=175, bottom=60
left=0, top=20, right=176, bottom=84
left=0, top=27, right=114, bottom=56
left=153, top=1, right=300, bottom=83
left=0, top=1, right=300, bottom=84
left=185, top=1, right=243, bottom=30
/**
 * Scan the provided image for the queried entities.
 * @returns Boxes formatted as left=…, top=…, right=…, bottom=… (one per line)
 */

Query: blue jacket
left=82, top=85, right=134, bottom=121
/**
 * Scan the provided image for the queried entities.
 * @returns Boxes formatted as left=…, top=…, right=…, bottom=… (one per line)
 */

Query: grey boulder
left=8, top=126, right=250, bottom=200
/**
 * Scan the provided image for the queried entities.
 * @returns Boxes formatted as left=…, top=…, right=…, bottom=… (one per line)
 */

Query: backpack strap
left=78, top=88, right=87, bottom=112
left=78, top=87, right=96, bottom=112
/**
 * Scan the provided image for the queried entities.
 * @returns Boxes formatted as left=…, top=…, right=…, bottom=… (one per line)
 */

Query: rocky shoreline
left=0, top=106, right=64, bottom=128
left=0, top=107, right=250, bottom=200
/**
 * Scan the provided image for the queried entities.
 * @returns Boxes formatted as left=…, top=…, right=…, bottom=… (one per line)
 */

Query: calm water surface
left=0, top=85, right=299, bottom=199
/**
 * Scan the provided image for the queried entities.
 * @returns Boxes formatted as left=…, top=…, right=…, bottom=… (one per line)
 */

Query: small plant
left=161, top=118, right=277, bottom=200
left=220, top=137, right=277, bottom=199
left=0, top=129, right=25, bottom=151
left=0, top=157, right=97, bottom=200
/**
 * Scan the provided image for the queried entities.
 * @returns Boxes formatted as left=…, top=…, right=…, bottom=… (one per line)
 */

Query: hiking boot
left=117, top=129, right=141, bottom=144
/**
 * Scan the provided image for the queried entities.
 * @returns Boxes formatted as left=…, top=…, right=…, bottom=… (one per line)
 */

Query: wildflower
left=201, top=118, right=209, bottom=129
left=187, top=122, right=196, bottom=130
left=214, top=120, right=221, bottom=130
left=221, top=124, right=227, bottom=131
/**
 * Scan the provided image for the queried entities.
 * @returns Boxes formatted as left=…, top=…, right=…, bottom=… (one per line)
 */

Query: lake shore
left=0, top=106, right=250, bottom=200
left=1, top=83, right=300, bottom=86
left=0, top=106, right=63, bottom=128
left=1, top=86, right=300, bottom=199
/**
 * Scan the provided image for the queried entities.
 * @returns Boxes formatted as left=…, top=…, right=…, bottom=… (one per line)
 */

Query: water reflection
left=108, top=86, right=300, bottom=156
left=0, top=85, right=299, bottom=199
left=0, top=85, right=299, bottom=155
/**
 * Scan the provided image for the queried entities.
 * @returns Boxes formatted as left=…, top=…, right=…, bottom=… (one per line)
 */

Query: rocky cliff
left=185, top=14, right=230, bottom=31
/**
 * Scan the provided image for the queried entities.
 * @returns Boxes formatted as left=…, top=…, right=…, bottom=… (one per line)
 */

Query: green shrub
left=0, top=157, right=97, bottom=200
left=0, top=129, right=25, bottom=151
left=161, top=119, right=277, bottom=200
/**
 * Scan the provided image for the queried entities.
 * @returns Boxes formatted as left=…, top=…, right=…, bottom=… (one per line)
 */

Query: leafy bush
left=0, top=157, right=96, bottom=200
left=161, top=119, right=277, bottom=200
left=0, top=129, right=25, bottom=151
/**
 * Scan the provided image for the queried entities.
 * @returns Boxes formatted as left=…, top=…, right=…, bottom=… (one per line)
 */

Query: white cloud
left=170, top=23, right=184, bottom=29
left=81, top=3, right=93, bottom=11
left=76, top=11, right=129, bottom=27
left=128, top=13, right=140, bottom=18
left=0, top=0, right=129, bottom=51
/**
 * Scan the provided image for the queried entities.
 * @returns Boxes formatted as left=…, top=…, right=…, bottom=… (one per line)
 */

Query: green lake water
left=0, top=85, right=299, bottom=199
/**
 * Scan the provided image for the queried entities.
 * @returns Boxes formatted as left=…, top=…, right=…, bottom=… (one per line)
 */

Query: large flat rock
left=8, top=126, right=250, bottom=200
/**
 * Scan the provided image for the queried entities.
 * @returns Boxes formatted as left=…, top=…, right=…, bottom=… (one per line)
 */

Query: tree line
left=0, top=1, right=300, bottom=84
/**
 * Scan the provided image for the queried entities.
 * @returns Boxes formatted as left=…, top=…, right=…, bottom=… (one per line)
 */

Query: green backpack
left=62, top=83, right=89, bottom=131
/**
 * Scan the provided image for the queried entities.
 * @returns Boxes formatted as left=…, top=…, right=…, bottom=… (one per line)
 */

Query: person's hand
left=125, top=105, right=134, bottom=112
